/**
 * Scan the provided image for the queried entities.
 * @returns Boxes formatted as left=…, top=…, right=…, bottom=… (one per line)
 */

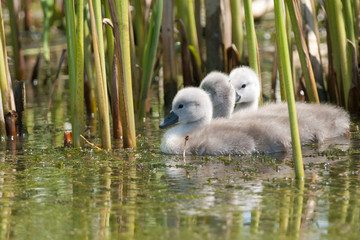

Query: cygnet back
left=229, top=66, right=260, bottom=112
left=199, top=71, right=235, bottom=118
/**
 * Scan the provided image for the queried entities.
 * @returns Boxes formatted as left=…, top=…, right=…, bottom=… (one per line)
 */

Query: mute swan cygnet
left=159, top=87, right=292, bottom=155
left=229, top=66, right=260, bottom=112
left=199, top=71, right=235, bottom=118
left=202, top=66, right=350, bottom=143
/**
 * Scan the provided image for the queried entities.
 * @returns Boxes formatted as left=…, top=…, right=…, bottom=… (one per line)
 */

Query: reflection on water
left=0, top=95, right=359, bottom=239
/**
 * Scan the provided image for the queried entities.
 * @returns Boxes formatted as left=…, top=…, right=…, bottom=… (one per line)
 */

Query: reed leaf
left=89, top=0, right=112, bottom=149
left=138, top=0, right=163, bottom=119
left=274, top=0, right=304, bottom=180
left=285, top=0, right=319, bottom=103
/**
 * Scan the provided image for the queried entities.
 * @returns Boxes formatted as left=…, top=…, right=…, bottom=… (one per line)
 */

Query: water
left=0, top=84, right=359, bottom=239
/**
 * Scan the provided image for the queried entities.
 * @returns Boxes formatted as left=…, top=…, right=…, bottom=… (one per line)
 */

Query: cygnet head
left=159, top=87, right=213, bottom=129
left=199, top=71, right=235, bottom=118
left=229, top=66, right=260, bottom=111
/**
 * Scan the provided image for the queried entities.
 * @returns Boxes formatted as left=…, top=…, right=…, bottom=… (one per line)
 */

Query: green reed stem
left=92, top=0, right=108, bottom=98
left=230, top=0, right=244, bottom=60
left=162, top=0, right=178, bottom=112
left=73, top=0, right=85, bottom=147
left=326, top=1, right=350, bottom=109
left=8, top=0, right=25, bottom=80
left=0, top=1, right=15, bottom=113
left=274, top=0, right=304, bottom=180
left=243, top=0, right=259, bottom=75
left=285, top=0, right=319, bottom=103
left=114, top=0, right=137, bottom=147
left=41, top=0, right=54, bottom=69
left=64, top=0, right=76, bottom=116
left=243, top=0, right=262, bottom=105
left=138, top=0, right=163, bottom=119
left=89, top=0, right=112, bottom=149
left=134, top=0, right=145, bottom=64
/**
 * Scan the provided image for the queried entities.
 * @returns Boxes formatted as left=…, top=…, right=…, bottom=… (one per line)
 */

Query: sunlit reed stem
left=285, top=0, right=319, bottom=103
left=89, top=0, right=112, bottom=149
left=41, top=0, right=54, bottom=72
left=0, top=1, right=15, bottom=114
left=8, top=0, right=25, bottom=80
left=274, top=0, right=304, bottom=180
left=92, top=0, right=108, bottom=96
left=230, top=0, right=244, bottom=60
left=114, top=0, right=137, bottom=147
left=243, top=0, right=262, bottom=104
left=138, top=0, right=163, bottom=119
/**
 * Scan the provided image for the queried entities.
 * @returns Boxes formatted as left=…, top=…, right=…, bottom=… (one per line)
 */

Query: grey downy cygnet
left=201, top=66, right=350, bottom=144
left=159, top=87, right=293, bottom=155
left=199, top=71, right=235, bottom=119
left=229, top=66, right=260, bottom=112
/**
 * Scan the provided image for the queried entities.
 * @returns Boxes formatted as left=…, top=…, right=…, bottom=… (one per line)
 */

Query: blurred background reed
left=0, top=0, right=359, bottom=151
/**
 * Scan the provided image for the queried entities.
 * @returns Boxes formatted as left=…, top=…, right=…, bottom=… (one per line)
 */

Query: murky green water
left=0, top=84, right=359, bottom=240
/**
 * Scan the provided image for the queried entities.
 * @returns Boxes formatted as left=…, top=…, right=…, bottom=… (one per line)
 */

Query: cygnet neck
left=235, top=99, right=259, bottom=111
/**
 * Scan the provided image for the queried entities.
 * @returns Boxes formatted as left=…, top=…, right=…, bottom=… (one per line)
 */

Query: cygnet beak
left=235, top=92, right=241, bottom=103
left=159, top=111, right=179, bottom=129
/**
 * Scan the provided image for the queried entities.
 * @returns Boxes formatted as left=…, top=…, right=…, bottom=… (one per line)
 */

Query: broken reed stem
left=80, top=134, right=106, bottom=152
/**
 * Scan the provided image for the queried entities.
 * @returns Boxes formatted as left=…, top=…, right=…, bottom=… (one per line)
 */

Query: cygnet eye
left=241, top=84, right=246, bottom=88
left=178, top=104, right=184, bottom=109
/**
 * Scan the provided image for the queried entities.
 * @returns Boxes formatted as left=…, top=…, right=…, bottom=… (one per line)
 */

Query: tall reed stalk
left=138, top=0, right=163, bottom=119
left=64, top=0, right=84, bottom=147
left=162, top=0, right=177, bottom=113
left=0, top=0, right=16, bottom=138
left=8, top=0, right=25, bottom=80
left=114, top=0, right=137, bottom=147
left=243, top=0, right=262, bottom=104
left=89, top=0, right=111, bottom=149
left=41, top=0, right=54, bottom=70
left=74, top=0, right=85, bottom=147
left=325, top=1, right=351, bottom=109
left=230, top=0, right=244, bottom=61
left=285, top=0, right=319, bottom=103
left=274, top=0, right=304, bottom=180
